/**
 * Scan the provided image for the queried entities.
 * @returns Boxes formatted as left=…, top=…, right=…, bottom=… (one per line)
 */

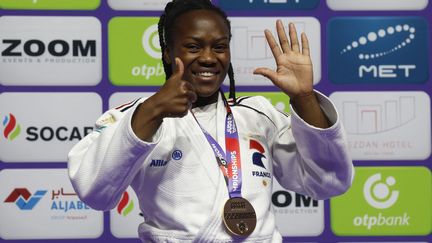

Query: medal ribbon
left=191, top=98, right=242, bottom=199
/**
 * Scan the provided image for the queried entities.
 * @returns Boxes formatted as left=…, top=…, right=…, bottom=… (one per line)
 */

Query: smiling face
left=164, top=9, right=231, bottom=100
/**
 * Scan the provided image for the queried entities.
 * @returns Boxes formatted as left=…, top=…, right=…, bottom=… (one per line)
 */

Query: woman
left=68, top=0, right=353, bottom=242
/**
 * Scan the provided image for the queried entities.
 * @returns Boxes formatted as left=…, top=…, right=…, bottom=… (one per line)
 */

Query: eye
left=214, top=44, right=228, bottom=53
left=185, top=44, right=201, bottom=53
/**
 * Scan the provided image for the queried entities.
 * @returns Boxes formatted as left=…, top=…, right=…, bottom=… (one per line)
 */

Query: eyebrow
left=184, top=36, right=230, bottom=42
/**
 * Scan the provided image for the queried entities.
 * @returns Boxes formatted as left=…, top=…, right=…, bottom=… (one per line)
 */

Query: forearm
left=275, top=114, right=353, bottom=200
left=69, top=114, right=155, bottom=210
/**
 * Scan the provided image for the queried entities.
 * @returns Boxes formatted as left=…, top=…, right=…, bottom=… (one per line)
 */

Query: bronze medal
left=222, top=197, right=257, bottom=237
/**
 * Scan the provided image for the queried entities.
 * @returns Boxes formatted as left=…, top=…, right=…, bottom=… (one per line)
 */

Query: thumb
left=253, top=68, right=278, bottom=82
left=172, top=57, right=184, bottom=79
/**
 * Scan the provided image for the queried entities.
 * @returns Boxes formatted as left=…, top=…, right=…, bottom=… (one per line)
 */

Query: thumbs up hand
left=131, top=58, right=198, bottom=141
left=153, top=58, right=198, bottom=118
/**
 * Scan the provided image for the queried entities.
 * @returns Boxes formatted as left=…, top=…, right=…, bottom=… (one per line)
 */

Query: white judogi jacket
left=68, top=91, right=353, bottom=242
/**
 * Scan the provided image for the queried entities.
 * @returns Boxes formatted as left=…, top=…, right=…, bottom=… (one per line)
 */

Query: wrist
left=131, top=98, right=164, bottom=142
left=139, top=96, right=165, bottom=122
left=132, top=98, right=163, bottom=129
left=290, top=91, right=316, bottom=106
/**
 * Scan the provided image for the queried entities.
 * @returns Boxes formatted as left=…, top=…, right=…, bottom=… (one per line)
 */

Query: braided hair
left=158, top=0, right=236, bottom=100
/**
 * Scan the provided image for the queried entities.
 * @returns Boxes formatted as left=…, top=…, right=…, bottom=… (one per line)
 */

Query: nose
left=198, top=47, right=216, bottom=65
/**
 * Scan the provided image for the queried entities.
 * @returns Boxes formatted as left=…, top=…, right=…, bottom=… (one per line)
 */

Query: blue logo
left=328, top=17, right=429, bottom=84
left=4, top=188, right=47, bottom=210
left=250, top=139, right=266, bottom=169
left=150, top=159, right=168, bottom=167
left=172, top=150, right=182, bottom=160
left=219, top=0, right=318, bottom=10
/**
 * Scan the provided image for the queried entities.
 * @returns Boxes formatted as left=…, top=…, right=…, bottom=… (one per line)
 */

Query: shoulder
left=113, top=98, right=142, bottom=113
left=228, top=95, right=288, bottom=127
left=228, top=95, right=287, bottom=116
left=95, top=97, right=144, bottom=131
left=228, top=95, right=272, bottom=109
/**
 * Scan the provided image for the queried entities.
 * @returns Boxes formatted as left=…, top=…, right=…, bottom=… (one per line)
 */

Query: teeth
left=196, top=72, right=216, bottom=77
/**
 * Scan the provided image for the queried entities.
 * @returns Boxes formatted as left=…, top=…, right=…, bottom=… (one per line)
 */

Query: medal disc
left=222, top=197, right=257, bottom=237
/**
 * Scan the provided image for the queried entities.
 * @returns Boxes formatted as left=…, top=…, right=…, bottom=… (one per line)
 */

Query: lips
left=193, top=71, right=219, bottom=77
left=195, top=72, right=217, bottom=77
left=188, top=69, right=224, bottom=96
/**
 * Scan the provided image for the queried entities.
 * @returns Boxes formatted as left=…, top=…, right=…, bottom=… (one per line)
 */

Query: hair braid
left=228, top=63, right=236, bottom=101
left=157, top=12, right=172, bottom=78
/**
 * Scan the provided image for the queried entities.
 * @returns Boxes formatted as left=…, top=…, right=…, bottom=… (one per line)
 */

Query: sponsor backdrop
left=0, top=0, right=430, bottom=242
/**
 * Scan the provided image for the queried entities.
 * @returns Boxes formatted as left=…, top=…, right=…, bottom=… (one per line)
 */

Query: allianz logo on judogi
left=0, top=169, right=103, bottom=240
left=0, top=92, right=102, bottom=162
left=330, top=91, right=431, bottom=160
left=219, top=0, right=319, bottom=10
left=0, top=16, right=101, bottom=86
left=328, top=17, right=429, bottom=84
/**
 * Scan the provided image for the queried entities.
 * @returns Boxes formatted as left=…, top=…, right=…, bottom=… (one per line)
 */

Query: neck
left=192, top=91, right=220, bottom=108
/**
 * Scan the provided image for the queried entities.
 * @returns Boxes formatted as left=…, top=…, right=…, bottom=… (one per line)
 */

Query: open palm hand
left=254, top=20, right=313, bottom=98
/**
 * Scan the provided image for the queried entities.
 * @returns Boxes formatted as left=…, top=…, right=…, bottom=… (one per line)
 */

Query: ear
left=163, top=47, right=172, bottom=65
